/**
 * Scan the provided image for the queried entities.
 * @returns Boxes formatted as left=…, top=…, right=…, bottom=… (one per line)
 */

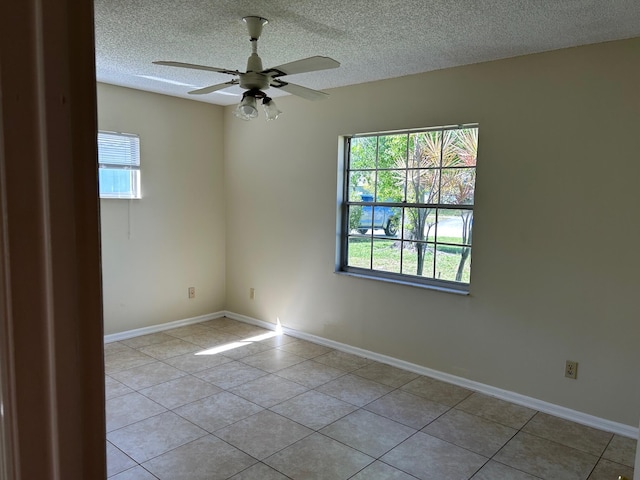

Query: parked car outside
left=357, top=194, right=399, bottom=236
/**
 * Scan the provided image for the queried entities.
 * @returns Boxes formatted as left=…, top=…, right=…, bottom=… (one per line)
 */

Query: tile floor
left=105, top=317, right=637, bottom=480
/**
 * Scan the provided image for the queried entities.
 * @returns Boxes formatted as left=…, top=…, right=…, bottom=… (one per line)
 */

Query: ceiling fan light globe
left=234, top=95, right=259, bottom=120
left=241, top=105, right=259, bottom=118
left=233, top=104, right=256, bottom=120
left=232, top=108, right=251, bottom=121
left=263, top=98, right=282, bottom=121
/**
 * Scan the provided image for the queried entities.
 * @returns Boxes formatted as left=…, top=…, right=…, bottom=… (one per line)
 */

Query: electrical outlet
left=188, top=287, right=195, bottom=299
left=565, top=360, right=578, bottom=379
left=249, top=288, right=255, bottom=300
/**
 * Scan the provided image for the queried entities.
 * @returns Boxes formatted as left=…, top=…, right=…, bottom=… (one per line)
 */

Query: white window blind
left=97, top=131, right=141, bottom=199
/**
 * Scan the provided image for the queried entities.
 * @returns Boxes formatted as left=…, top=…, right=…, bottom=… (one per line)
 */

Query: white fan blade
left=270, top=80, right=328, bottom=101
left=188, top=80, right=239, bottom=95
left=153, top=61, right=241, bottom=76
left=264, top=56, right=339, bottom=77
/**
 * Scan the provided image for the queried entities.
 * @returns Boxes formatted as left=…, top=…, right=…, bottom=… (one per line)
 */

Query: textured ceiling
left=94, top=0, right=640, bottom=106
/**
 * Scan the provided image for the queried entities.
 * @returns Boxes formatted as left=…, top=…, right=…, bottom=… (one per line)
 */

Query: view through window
left=339, top=125, right=479, bottom=292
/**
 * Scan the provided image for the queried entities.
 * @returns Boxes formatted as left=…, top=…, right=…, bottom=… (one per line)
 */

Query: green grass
left=348, top=237, right=470, bottom=283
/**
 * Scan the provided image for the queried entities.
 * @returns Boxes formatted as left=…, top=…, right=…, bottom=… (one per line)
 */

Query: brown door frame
left=0, top=0, right=106, bottom=478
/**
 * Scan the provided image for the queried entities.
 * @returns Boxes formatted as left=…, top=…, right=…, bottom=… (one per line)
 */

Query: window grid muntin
left=342, top=124, right=477, bottom=290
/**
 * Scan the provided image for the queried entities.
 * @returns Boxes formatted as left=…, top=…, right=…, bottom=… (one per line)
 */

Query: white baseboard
left=104, top=311, right=226, bottom=343
left=223, top=311, right=638, bottom=439
left=105, top=309, right=638, bottom=439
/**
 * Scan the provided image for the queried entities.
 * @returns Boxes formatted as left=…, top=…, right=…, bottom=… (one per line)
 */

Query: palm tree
left=395, top=128, right=478, bottom=280
left=450, top=128, right=478, bottom=281
left=397, top=130, right=457, bottom=276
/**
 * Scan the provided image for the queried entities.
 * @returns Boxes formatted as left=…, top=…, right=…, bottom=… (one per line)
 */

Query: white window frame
left=97, top=131, right=141, bottom=199
left=337, top=124, right=479, bottom=294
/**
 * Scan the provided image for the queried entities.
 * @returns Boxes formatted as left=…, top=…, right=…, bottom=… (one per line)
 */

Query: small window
left=338, top=124, right=479, bottom=293
left=97, top=131, right=141, bottom=199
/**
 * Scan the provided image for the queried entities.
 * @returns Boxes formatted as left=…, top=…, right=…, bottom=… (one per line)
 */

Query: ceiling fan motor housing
left=239, top=67, right=269, bottom=90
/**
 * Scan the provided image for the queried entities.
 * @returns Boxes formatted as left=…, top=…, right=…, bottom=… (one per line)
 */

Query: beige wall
left=224, top=38, right=640, bottom=425
left=98, top=84, right=226, bottom=334
left=636, top=428, right=640, bottom=479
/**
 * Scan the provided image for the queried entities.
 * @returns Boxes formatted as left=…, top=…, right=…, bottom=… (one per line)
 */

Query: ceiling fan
left=153, top=16, right=340, bottom=121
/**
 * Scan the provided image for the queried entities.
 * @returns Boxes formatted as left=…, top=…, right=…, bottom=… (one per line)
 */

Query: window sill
left=335, top=270, right=470, bottom=296
left=99, top=196, right=141, bottom=200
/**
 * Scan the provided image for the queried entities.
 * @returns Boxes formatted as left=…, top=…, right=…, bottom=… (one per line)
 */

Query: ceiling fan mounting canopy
left=243, top=16, right=268, bottom=41
left=152, top=15, right=340, bottom=109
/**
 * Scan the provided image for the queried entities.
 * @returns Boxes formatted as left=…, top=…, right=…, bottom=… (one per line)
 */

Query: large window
left=97, top=131, right=141, bottom=199
left=338, top=125, right=479, bottom=293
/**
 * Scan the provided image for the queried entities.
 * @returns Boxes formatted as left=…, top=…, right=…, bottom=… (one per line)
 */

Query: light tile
left=162, top=351, right=233, bottom=373
left=194, top=361, right=267, bottom=389
left=103, top=320, right=627, bottom=480
left=177, top=330, right=240, bottom=348
left=218, top=323, right=271, bottom=337
left=456, top=392, right=536, bottom=429
left=256, top=333, right=298, bottom=348
left=270, top=390, right=357, bottom=430
left=316, top=373, right=393, bottom=407
left=214, top=410, right=312, bottom=460
left=587, top=458, right=635, bottom=480
left=105, top=347, right=155, bottom=374
left=320, top=409, right=416, bottom=457
left=139, top=375, right=221, bottom=409
left=264, top=433, right=374, bottom=480
left=174, top=391, right=263, bottom=432
left=137, top=338, right=200, bottom=360
left=106, top=392, right=166, bottom=432
left=602, top=434, right=637, bottom=467
left=229, top=374, right=308, bottom=408
left=164, top=324, right=213, bottom=339
left=108, top=411, right=207, bottom=463
left=109, top=466, right=158, bottom=480
left=522, top=412, right=613, bottom=456
left=275, top=360, right=345, bottom=388
left=494, top=431, right=599, bottom=480
left=352, top=362, right=419, bottom=388
left=218, top=340, right=274, bottom=360
left=110, top=361, right=186, bottom=390
left=121, top=332, right=175, bottom=349
left=142, top=435, right=256, bottom=480
left=105, top=375, right=134, bottom=400
left=381, top=432, right=487, bottom=480
left=240, top=349, right=307, bottom=373
left=364, top=390, right=449, bottom=429
left=313, top=350, right=371, bottom=372
left=107, top=441, right=136, bottom=477
left=278, top=339, right=333, bottom=358
left=104, top=341, right=131, bottom=354
left=200, top=317, right=241, bottom=329
left=422, top=408, right=517, bottom=456
left=471, top=460, right=541, bottom=479
left=350, top=460, right=418, bottom=479
left=400, top=375, right=473, bottom=406
left=229, top=462, right=290, bottom=480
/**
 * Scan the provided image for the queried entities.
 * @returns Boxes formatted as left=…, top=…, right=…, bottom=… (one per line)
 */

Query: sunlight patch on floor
left=195, top=328, right=279, bottom=356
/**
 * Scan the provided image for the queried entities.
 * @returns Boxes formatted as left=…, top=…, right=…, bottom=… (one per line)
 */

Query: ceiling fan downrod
left=241, top=16, right=269, bottom=88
